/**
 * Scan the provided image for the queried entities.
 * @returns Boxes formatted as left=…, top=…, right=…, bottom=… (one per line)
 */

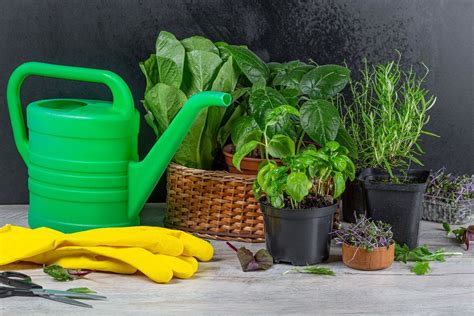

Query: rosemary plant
left=338, top=55, right=437, bottom=178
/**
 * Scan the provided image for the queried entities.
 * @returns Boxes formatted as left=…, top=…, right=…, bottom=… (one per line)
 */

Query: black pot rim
left=358, top=168, right=430, bottom=192
left=260, top=199, right=337, bottom=219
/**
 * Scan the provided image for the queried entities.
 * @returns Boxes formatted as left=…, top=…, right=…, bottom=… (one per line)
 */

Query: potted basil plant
left=236, top=105, right=355, bottom=265
left=332, top=214, right=395, bottom=271
left=339, top=57, right=437, bottom=248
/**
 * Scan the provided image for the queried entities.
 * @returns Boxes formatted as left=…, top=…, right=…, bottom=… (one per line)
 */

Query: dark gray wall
left=0, top=0, right=472, bottom=204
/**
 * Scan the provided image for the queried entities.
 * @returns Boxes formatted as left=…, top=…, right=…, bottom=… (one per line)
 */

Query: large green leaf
left=155, top=31, right=185, bottom=88
left=300, top=99, right=341, bottom=145
left=144, top=110, right=159, bottom=137
left=181, top=36, right=219, bottom=54
left=231, top=116, right=262, bottom=150
left=300, top=65, right=350, bottom=99
left=279, top=88, right=300, bottom=107
left=335, top=126, right=358, bottom=159
left=333, top=172, right=346, bottom=198
left=139, top=55, right=159, bottom=94
left=273, top=60, right=314, bottom=89
left=144, top=83, right=187, bottom=136
left=211, top=56, right=239, bottom=93
left=183, top=50, right=222, bottom=97
left=268, top=134, right=295, bottom=158
left=174, top=109, right=208, bottom=169
left=197, top=56, right=240, bottom=167
left=331, top=156, right=347, bottom=172
left=226, top=45, right=269, bottom=84
left=265, top=105, right=300, bottom=127
left=232, top=141, right=260, bottom=171
left=217, top=104, right=244, bottom=147
left=286, top=172, right=312, bottom=202
left=249, top=87, right=287, bottom=128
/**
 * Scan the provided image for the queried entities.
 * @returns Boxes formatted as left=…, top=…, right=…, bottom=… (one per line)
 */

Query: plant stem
left=226, top=242, right=238, bottom=252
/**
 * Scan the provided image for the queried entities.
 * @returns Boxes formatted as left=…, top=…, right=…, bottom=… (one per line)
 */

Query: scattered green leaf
left=411, top=261, right=431, bottom=275
left=43, top=264, right=74, bottom=282
left=284, top=266, right=335, bottom=276
left=66, top=287, right=97, bottom=294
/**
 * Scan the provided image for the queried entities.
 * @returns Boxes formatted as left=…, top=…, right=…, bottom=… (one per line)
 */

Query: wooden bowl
left=342, top=243, right=395, bottom=271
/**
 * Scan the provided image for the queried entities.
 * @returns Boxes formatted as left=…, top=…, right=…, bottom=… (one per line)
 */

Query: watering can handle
left=6, top=62, right=134, bottom=166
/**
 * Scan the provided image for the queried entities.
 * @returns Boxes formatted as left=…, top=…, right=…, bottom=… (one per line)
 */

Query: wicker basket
left=165, top=163, right=265, bottom=242
left=422, top=195, right=473, bottom=225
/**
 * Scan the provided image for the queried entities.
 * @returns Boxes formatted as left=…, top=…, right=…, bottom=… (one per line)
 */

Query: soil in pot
left=223, top=144, right=280, bottom=175
left=359, top=168, right=430, bottom=249
left=261, top=197, right=336, bottom=266
left=342, top=243, right=395, bottom=271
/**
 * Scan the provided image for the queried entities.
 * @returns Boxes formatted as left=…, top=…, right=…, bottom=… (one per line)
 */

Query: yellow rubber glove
left=96, top=226, right=215, bottom=261
left=0, top=224, right=212, bottom=283
left=0, top=224, right=213, bottom=264
left=25, top=246, right=198, bottom=283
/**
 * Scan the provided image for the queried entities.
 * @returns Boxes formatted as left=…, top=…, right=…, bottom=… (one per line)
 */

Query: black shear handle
left=0, top=286, right=36, bottom=298
left=0, top=271, right=41, bottom=289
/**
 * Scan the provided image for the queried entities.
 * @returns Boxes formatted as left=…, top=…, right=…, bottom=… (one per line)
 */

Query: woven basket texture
left=165, top=163, right=265, bottom=242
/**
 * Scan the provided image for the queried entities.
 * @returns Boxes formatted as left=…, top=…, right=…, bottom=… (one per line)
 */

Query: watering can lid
left=27, top=98, right=138, bottom=139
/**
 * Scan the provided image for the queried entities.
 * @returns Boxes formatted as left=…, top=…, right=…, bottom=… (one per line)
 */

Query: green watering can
left=7, top=62, right=231, bottom=233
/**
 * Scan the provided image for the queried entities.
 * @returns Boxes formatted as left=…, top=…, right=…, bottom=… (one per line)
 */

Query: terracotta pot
left=342, top=243, right=395, bottom=271
left=223, top=144, right=267, bottom=175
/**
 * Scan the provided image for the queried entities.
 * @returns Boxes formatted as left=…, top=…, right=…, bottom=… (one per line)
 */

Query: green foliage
left=155, top=31, right=185, bottom=88
left=140, top=31, right=260, bottom=169
left=252, top=135, right=356, bottom=209
left=43, top=264, right=74, bottom=281
left=229, top=59, right=356, bottom=168
left=66, top=287, right=97, bottom=294
left=443, top=223, right=468, bottom=243
left=224, top=45, right=270, bottom=84
left=338, top=56, right=437, bottom=176
left=300, top=99, right=341, bottom=145
left=300, top=65, right=350, bottom=99
left=395, top=243, right=462, bottom=275
left=411, top=261, right=431, bottom=275
left=284, top=266, right=335, bottom=276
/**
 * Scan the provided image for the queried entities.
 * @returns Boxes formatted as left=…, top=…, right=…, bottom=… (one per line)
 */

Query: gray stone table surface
left=0, top=204, right=473, bottom=315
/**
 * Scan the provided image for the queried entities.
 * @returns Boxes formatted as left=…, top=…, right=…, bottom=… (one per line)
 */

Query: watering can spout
left=128, top=91, right=232, bottom=220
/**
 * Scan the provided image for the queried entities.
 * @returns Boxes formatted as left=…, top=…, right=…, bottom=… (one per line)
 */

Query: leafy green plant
left=248, top=111, right=356, bottom=209
left=338, top=55, right=437, bottom=178
left=228, top=60, right=356, bottom=165
left=332, top=214, right=393, bottom=251
left=395, top=244, right=462, bottom=275
left=140, top=31, right=269, bottom=169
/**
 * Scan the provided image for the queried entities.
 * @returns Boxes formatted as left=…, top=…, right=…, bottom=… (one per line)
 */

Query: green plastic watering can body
left=6, top=62, right=231, bottom=232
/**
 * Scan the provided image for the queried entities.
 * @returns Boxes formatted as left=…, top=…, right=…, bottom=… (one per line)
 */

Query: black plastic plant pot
left=358, top=168, right=430, bottom=249
left=260, top=200, right=336, bottom=266
left=342, top=178, right=365, bottom=223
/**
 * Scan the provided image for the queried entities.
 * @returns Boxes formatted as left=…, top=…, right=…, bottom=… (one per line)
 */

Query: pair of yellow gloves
left=0, top=224, right=214, bottom=283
